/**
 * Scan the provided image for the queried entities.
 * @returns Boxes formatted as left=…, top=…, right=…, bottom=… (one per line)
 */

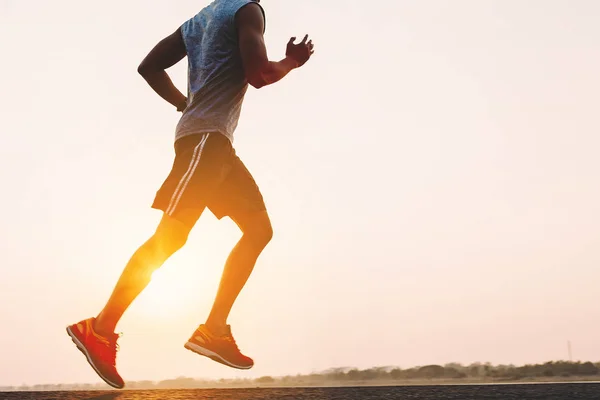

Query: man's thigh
left=152, top=133, right=233, bottom=228
left=207, top=155, right=268, bottom=225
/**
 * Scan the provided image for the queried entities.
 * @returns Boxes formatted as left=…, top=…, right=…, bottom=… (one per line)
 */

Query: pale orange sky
left=1, top=0, right=599, bottom=387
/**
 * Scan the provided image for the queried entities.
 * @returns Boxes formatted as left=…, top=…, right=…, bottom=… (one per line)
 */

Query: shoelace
left=96, top=333, right=122, bottom=366
left=223, top=334, right=240, bottom=351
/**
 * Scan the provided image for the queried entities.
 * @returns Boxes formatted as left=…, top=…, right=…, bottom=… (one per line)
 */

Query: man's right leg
left=68, top=132, right=223, bottom=388
left=94, top=211, right=195, bottom=336
left=67, top=210, right=197, bottom=389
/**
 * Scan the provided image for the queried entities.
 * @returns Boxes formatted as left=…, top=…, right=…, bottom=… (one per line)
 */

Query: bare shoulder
left=235, top=2, right=265, bottom=33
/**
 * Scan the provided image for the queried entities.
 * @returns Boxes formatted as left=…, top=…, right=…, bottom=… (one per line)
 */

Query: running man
left=66, top=0, right=314, bottom=389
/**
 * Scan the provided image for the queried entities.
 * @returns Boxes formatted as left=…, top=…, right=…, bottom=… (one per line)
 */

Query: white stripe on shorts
left=166, top=133, right=210, bottom=216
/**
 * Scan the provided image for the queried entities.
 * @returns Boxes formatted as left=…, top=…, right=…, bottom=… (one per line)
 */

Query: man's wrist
left=284, top=56, right=301, bottom=70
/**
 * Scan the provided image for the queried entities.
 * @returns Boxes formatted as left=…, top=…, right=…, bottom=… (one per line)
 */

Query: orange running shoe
left=66, top=318, right=124, bottom=389
left=184, top=325, right=254, bottom=370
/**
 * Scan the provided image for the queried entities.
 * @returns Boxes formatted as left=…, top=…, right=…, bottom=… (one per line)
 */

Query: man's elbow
left=137, top=63, right=149, bottom=77
left=246, top=66, right=271, bottom=89
left=137, top=62, right=157, bottom=78
left=248, top=77, right=267, bottom=89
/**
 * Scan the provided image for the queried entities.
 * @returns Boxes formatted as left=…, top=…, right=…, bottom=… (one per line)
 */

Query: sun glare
left=135, top=268, right=189, bottom=318
left=133, top=249, right=224, bottom=320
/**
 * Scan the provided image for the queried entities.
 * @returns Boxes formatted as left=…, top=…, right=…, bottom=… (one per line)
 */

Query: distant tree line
left=3, top=361, right=600, bottom=392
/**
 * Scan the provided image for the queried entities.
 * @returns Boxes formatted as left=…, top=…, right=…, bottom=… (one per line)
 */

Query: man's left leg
left=184, top=153, right=272, bottom=369
left=207, top=209, right=273, bottom=331
left=184, top=210, right=272, bottom=369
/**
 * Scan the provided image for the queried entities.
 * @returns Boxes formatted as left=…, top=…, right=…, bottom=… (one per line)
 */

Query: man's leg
left=184, top=149, right=269, bottom=369
left=184, top=212, right=272, bottom=370
left=94, top=212, right=195, bottom=336
left=68, top=133, right=220, bottom=387
left=205, top=210, right=273, bottom=334
left=67, top=211, right=197, bottom=388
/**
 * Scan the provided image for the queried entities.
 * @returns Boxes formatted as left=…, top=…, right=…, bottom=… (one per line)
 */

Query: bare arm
left=237, top=4, right=314, bottom=89
left=138, top=28, right=188, bottom=112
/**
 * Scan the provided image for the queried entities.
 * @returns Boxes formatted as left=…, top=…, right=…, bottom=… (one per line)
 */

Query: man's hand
left=286, top=35, right=314, bottom=68
left=237, top=3, right=314, bottom=89
left=176, top=98, right=188, bottom=113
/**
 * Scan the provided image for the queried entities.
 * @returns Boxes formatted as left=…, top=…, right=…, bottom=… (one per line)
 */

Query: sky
left=1, top=0, right=599, bottom=388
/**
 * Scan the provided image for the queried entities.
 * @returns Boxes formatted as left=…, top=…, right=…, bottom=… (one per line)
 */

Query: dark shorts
left=152, top=133, right=266, bottom=227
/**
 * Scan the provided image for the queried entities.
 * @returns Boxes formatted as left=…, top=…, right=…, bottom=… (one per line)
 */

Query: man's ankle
left=94, top=316, right=115, bottom=338
left=205, top=320, right=228, bottom=336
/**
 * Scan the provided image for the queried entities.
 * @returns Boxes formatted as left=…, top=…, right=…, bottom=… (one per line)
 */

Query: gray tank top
left=175, top=0, right=265, bottom=143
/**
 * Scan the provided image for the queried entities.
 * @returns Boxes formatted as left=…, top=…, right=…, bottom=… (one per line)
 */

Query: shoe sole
left=184, top=341, right=253, bottom=370
left=66, top=326, right=124, bottom=389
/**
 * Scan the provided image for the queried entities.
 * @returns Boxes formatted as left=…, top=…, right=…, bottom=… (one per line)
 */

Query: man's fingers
left=288, top=37, right=296, bottom=45
left=301, top=34, right=308, bottom=44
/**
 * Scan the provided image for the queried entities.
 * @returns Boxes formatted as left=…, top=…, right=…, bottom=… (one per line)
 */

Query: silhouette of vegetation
left=3, top=361, right=600, bottom=391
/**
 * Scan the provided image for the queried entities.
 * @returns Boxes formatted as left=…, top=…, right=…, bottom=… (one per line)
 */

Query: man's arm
left=237, top=3, right=314, bottom=89
left=138, top=28, right=188, bottom=112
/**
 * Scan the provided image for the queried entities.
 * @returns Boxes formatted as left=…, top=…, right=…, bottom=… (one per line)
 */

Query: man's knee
left=242, top=216, right=273, bottom=250
left=255, top=222, right=273, bottom=248
left=151, top=213, right=192, bottom=257
left=151, top=230, right=188, bottom=257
